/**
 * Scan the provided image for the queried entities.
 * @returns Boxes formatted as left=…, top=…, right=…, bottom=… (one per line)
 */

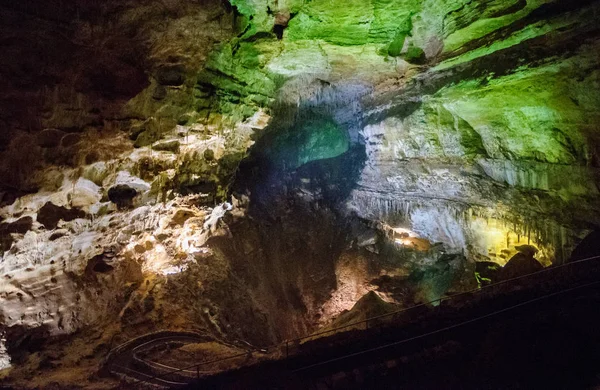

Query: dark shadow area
left=570, top=230, right=600, bottom=262
left=233, top=108, right=367, bottom=219
left=190, top=256, right=600, bottom=389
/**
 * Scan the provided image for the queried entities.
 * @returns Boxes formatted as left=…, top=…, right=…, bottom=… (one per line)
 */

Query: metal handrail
left=119, top=254, right=600, bottom=386
left=292, top=279, right=600, bottom=373
left=286, top=254, right=600, bottom=343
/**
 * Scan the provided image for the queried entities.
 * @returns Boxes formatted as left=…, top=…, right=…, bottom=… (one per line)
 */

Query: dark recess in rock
left=152, top=84, right=168, bottom=100
left=404, top=46, right=427, bottom=64
left=48, top=229, right=68, bottom=241
left=37, top=202, right=86, bottom=230
left=108, top=185, right=138, bottom=209
left=37, top=129, right=65, bottom=148
left=0, top=216, right=33, bottom=235
left=4, top=324, right=52, bottom=365
left=85, top=255, right=115, bottom=275
left=155, top=64, right=186, bottom=86
left=179, top=180, right=217, bottom=196
left=0, top=216, right=34, bottom=251
left=204, top=148, right=215, bottom=161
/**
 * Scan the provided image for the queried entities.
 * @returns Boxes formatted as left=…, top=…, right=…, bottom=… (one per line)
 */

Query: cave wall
left=0, top=0, right=599, bottom=387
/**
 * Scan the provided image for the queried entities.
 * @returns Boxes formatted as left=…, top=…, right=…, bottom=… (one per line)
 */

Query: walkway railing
left=113, top=254, right=600, bottom=387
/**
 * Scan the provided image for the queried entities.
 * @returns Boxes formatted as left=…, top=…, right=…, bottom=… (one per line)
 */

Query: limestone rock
left=82, top=161, right=112, bottom=186
left=515, top=245, right=539, bottom=258
left=115, top=171, right=150, bottom=192
left=70, top=178, right=102, bottom=208
left=1, top=0, right=600, bottom=387
left=170, top=208, right=199, bottom=226
left=152, top=139, right=180, bottom=153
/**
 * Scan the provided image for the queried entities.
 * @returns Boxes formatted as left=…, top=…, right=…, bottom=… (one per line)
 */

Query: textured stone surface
left=0, top=0, right=599, bottom=387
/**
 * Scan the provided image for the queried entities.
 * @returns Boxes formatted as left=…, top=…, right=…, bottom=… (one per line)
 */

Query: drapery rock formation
left=0, top=0, right=599, bottom=387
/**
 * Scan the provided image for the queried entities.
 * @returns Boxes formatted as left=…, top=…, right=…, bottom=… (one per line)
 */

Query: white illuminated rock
left=70, top=178, right=102, bottom=208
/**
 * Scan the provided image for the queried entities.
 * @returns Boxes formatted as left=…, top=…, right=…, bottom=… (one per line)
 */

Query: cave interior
left=1, top=0, right=600, bottom=388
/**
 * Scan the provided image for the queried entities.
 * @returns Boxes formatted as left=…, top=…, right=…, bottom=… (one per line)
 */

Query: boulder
left=129, top=122, right=147, bottom=141
left=515, top=245, right=539, bottom=257
left=111, top=171, right=151, bottom=193
left=475, top=261, right=502, bottom=285
left=319, top=291, right=398, bottom=335
left=82, top=161, right=111, bottom=186
left=134, top=129, right=160, bottom=148
left=70, top=178, right=102, bottom=208
left=169, top=208, right=198, bottom=226
left=152, top=139, right=180, bottom=153
left=37, top=202, right=86, bottom=230
left=177, top=113, right=194, bottom=125
left=499, top=252, right=544, bottom=280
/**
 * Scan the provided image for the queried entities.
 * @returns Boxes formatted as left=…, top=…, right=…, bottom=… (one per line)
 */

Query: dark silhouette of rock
left=570, top=231, right=600, bottom=262
left=325, top=291, right=398, bottom=333
left=37, top=202, right=86, bottom=230
left=0, top=216, right=34, bottom=250
left=500, top=252, right=543, bottom=280
left=514, top=244, right=539, bottom=257
left=108, top=185, right=138, bottom=209
left=475, top=261, right=502, bottom=285
left=1, top=216, right=33, bottom=234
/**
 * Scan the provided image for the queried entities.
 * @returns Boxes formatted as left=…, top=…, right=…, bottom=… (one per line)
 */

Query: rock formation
left=0, top=0, right=599, bottom=387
